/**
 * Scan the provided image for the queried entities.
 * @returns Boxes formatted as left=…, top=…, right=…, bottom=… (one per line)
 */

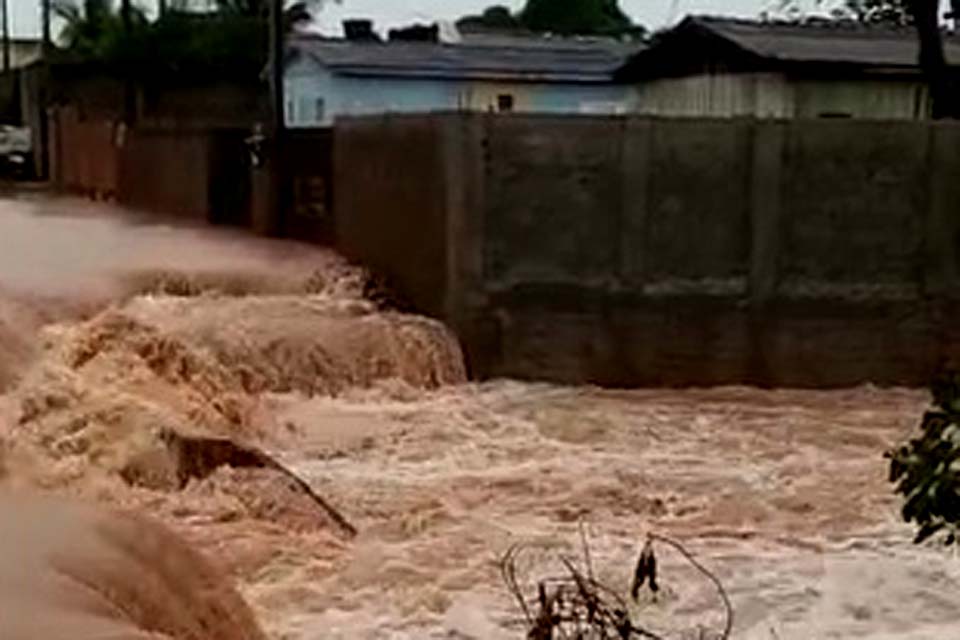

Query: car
left=0, top=125, right=32, bottom=179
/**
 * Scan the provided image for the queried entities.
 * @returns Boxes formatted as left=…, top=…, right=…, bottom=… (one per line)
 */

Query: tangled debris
left=501, top=524, right=732, bottom=640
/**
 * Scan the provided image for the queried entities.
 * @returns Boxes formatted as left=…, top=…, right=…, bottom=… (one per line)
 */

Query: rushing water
left=0, top=194, right=958, bottom=640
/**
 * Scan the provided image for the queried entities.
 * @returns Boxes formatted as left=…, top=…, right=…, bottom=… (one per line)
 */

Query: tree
left=778, top=0, right=960, bottom=118
left=909, top=0, right=960, bottom=119
left=828, top=0, right=910, bottom=23
left=456, top=5, right=522, bottom=32
left=458, top=0, right=643, bottom=38
left=520, top=0, right=633, bottom=35
left=52, top=0, right=147, bottom=61
left=51, top=0, right=329, bottom=78
left=210, top=0, right=319, bottom=32
left=888, top=371, right=960, bottom=546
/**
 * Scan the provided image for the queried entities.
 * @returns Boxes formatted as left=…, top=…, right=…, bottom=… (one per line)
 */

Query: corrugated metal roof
left=288, top=36, right=637, bottom=83
left=694, top=16, right=960, bottom=67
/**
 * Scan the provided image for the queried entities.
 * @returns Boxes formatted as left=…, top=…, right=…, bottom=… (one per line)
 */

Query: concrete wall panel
left=333, top=115, right=449, bottom=317
left=333, top=113, right=960, bottom=386
left=483, top=116, right=622, bottom=287
left=780, top=120, right=926, bottom=294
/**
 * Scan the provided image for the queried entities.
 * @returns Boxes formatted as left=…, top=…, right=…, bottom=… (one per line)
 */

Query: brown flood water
left=1, top=194, right=958, bottom=640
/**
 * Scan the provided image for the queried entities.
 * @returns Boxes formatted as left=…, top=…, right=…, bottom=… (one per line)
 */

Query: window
left=314, top=97, right=326, bottom=124
left=497, top=94, right=515, bottom=113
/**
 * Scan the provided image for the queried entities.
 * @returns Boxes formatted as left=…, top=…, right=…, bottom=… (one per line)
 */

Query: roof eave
left=329, top=67, right=616, bottom=84
left=615, top=18, right=772, bottom=80
left=778, top=58, right=933, bottom=78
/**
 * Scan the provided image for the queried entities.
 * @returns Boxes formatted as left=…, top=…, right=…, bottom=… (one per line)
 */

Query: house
left=2, top=38, right=42, bottom=70
left=616, top=16, right=960, bottom=119
left=284, top=24, right=637, bottom=127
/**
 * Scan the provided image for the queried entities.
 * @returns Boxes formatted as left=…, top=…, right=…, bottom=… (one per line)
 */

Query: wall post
left=925, top=123, right=960, bottom=298
left=619, top=116, right=652, bottom=287
left=749, top=120, right=785, bottom=302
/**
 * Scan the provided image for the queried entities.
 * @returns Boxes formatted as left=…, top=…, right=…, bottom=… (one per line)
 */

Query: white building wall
left=284, top=56, right=633, bottom=128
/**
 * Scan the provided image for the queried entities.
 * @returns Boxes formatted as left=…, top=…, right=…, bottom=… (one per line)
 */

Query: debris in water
left=502, top=528, right=732, bottom=640
left=631, top=539, right=658, bottom=600
left=121, top=428, right=357, bottom=539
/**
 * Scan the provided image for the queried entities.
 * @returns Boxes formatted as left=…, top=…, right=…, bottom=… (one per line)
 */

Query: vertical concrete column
left=619, top=116, right=652, bottom=287
left=440, top=114, right=473, bottom=319
left=925, top=124, right=960, bottom=298
left=440, top=113, right=495, bottom=375
left=749, top=120, right=785, bottom=302
left=440, top=114, right=486, bottom=316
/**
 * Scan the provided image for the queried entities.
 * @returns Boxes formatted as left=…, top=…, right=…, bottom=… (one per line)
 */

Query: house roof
left=288, top=36, right=638, bottom=84
left=618, top=16, right=960, bottom=80
left=699, top=16, right=960, bottom=66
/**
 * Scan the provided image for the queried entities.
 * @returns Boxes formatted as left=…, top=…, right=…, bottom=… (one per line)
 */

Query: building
left=284, top=26, right=636, bottom=127
left=0, top=39, right=43, bottom=123
left=2, top=39, right=42, bottom=70
left=616, top=16, right=960, bottom=119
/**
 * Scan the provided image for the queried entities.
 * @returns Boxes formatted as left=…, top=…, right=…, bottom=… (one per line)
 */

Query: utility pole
left=121, top=0, right=135, bottom=123
left=39, top=0, right=52, bottom=180
left=121, top=0, right=132, bottom=33
left=267, top=0, right=285, bottom=234
left=41, top=0, right=51, bottom=53
left=269, top=0, right=284, bottom=134
left=1, top=0, right=9, bottom=73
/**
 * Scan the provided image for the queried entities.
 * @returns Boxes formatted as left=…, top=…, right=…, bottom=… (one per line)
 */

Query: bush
left=887, top=371, right=960, bottom=545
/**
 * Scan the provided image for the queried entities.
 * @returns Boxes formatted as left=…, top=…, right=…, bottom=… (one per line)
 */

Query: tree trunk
left=911, top=0, right=958, bottom=118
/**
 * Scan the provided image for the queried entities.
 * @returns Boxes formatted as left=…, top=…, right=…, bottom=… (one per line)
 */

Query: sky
left=4, top=0, right=827, bottom=39
left=311, top=0, right=772, bottom=35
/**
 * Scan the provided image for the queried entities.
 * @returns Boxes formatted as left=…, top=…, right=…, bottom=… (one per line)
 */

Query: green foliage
left=456, top=5, right=522, bottom=31
left=520, top=0, right=632, bottom=35
left=459, top=0, right=643, bottom=38
left=53, top=0, right=148, bottom=61
left=52, top=0, right=327, bottom=80
left=146, top=12, right=265, bottom=79
left=887, top=371, right=960, bottom=546
left=777, top=0, right=910, bottom=24
left=836, top=0, right=911, bottom=24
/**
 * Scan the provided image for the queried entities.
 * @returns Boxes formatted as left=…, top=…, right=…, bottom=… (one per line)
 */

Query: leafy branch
left=887, top=370, right=960, bottom=546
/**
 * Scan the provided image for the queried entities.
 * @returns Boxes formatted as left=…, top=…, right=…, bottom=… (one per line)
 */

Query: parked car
left=0, top=125, right=32, bottom=179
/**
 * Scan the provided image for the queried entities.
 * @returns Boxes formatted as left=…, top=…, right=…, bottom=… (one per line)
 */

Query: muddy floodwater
left=1, top=193, right=958, bottom=639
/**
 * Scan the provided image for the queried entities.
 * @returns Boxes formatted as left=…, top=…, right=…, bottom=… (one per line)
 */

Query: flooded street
left=1, top=195, right=958, bottom=639
left=260, top=384, right=956, bottom=639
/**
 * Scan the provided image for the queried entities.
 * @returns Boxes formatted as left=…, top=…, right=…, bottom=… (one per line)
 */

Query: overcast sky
left=312, top=0, right=773, bottom=35
left=5, top=0, right=831, bottom=38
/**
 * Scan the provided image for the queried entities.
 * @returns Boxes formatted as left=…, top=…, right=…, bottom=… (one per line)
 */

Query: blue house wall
left=284, top=57, right=631, bottom=127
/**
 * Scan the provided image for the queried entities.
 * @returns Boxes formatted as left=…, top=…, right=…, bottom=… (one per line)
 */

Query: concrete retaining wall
left=337, top=113, right=960, bottom=386
left=335, top=116, right=451, bottom=317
